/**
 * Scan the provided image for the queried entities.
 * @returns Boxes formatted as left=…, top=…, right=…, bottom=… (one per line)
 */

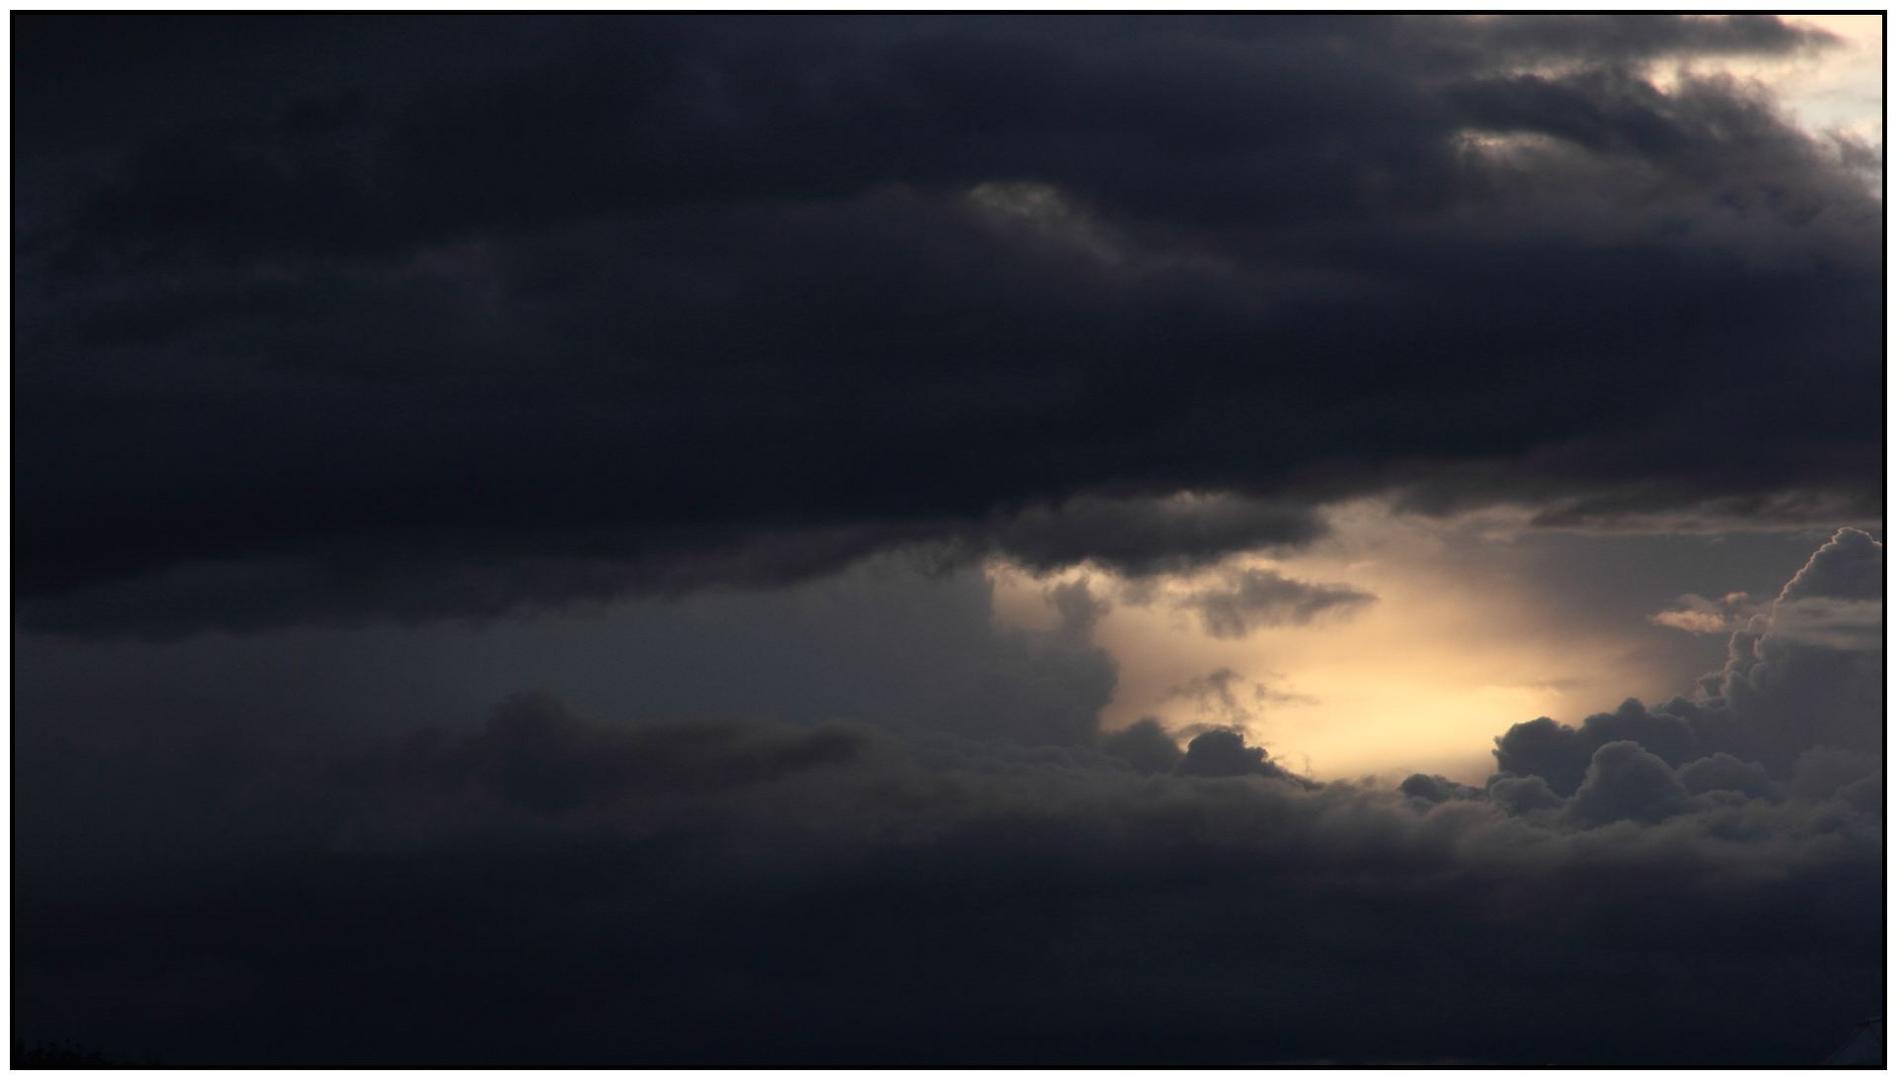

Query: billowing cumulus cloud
left=1494, top=527, right=1881, bottom=792
left=13, top=14, right=1880, bottom=633
left=1678, top=751, right=1778, bottom=800
left=1567, top=740, right=1692, bottom=825
left=1486, top=772, right=1565, bottom=815
left=1098, top=716, right=1184, bottom=775
left=1174, top=727, right=1311, bottom=786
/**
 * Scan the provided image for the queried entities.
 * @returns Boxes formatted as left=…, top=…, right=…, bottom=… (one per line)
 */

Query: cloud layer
left=15, top=529, right=1883, bottom=1065
left=14, top=14, right=1880, bottom=633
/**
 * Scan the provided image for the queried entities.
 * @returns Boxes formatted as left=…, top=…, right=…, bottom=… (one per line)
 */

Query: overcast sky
left=12, top=13, right=1884, bottom=1067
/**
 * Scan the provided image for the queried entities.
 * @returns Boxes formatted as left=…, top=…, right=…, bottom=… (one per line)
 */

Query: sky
left=10, top=13, right=1885, bottom=1068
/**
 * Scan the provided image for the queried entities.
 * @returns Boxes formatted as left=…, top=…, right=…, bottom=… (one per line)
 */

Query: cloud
left=1528, top=490, right=1878, bottom=536
left=1698, top=528, right=1882, bottom=768
left=1486, top=772, right=1565, bottom=815
left=351, top=691, right=874, bottom=815
left=1650, top=608, right=1731, bottom=634
left=978, top=494, right=1330, bottom=579
left=1398, top=772, right=1482, bottom=803
left=1496, top=528, right=1882, bottom=790
left=1678, top=752, right=1777, bottom=800
left=1777, top=525, right=1882, bottom=601
left=12, top=529, right=1882, bottom=1066
left=1178, top=568, right=1377, bottom=638
left=17, top=681, right=1879, bottom=1066
left=1044, top=576, right=1112, bottom=640
left=1649, top=592, right=1752, bottom=634
left=1174, top=727, right=1311, bottom=786
left=1567, top=740, right=1691, bottom=825
left=1098, top=716, right=1183, bottom=775
left=1492, top=701, right=1700, bottom=796
left=13, top=15, right=1879, bottom=632
left=1160, top=667, right=1293, bottom=730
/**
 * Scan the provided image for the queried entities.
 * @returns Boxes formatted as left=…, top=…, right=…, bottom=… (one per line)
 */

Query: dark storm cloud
left=1567, top=740, right=1693, bottom=825
left=977, top=494, right=1329, bottom=578
left=13, top=13, right=1880, bottom=632
left=1174, top=726, right=1311, bottom=785
left=1098, top=715, right=1183, bottom=774
left=1528, top=489, right=1879, bottom=535
left=1449, top=12, right=1838, bottom=60
left=16, top=685, right=1878, bottom=1066
left=1492, top=701, right=1704, bottom=795
left=1678, top=751, right=1778, bottom=800
left=353, top=692, right=875, bottom=815
left=1398, top=772, right=1482, bottom=804
left=1485, top=772, right=1566, bottom=815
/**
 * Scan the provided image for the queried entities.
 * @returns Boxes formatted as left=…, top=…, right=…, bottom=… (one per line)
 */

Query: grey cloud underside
left=14, top=13, right=1880, bottom=632
left=16, top=495, right=1326, bottom=639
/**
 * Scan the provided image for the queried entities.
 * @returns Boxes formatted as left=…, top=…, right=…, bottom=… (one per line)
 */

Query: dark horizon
left=11, top=12, right=1885, bottom=1068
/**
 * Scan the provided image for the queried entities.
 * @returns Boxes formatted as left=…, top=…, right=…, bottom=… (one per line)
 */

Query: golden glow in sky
left=1726, top=14, right=1883, bottom=146
left=991, top=501, right=1729, bottom=785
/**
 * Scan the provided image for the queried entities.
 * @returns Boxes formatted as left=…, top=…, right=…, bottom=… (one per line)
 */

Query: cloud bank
left=15, top=529, right=1882, bottom=1065
left=13, top=14, right=1880, bottom=633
